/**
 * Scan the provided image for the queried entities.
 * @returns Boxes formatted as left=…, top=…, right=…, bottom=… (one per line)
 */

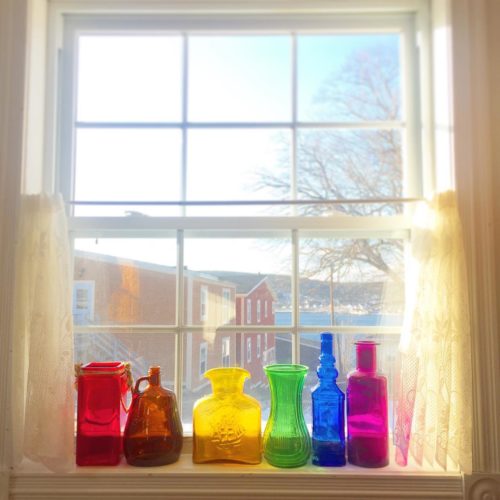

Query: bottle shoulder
left=193, top=392, right=260, bottom=413
left=347, top=369, right=386, bottom=380
left=311, top=383, right=345, bottom=398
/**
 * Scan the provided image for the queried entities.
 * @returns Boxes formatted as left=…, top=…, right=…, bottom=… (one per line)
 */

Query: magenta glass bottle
left=346, top=341, right=388, bottom=467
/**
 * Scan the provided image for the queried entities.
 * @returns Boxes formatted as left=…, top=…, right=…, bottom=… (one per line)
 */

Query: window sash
left=62, top=11, right=419, bottom=417
left=58, top=12, right=422, bottom=208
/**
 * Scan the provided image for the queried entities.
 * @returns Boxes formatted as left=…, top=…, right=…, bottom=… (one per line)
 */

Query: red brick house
left=73, top=251, right=237, bottom=394
left=73, top=253, right=277, bottom=398
left=204, top=272, right=277, bottom=387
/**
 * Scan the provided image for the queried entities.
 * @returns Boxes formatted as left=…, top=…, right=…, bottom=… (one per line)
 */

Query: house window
left=257, top=335, right=261, bottom=358
left=264, top=333, right=268, bottom=351
left=222, top=288, right=231, bottom=324
left=59, top=10, right=423, bottom=430
left=199, top=342, right=208, bottom=378
left=72, top=281, right=95, bottom=325
left=222, top=337, right=230, bottom=367
left=200, top=285, right=208, bottom=322
left=247, top=337, right=252, bottom=364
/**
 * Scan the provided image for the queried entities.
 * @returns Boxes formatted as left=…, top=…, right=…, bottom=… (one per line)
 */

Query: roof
left=74, top=250, right=236, bottom=288
left=203, top=271, right=276, bottom=298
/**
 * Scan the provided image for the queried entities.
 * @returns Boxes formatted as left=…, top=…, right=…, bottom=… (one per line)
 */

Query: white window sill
left=10, top=450, right=464, bottom=499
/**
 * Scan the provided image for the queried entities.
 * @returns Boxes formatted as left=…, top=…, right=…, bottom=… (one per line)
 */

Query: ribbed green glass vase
left=263, top=364, right=311, bottom=468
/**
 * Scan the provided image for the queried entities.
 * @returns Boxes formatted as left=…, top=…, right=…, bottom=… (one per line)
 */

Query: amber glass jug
left=124, top=366, right=183, bottom=466
left=193, top=367, right=261, bottom=464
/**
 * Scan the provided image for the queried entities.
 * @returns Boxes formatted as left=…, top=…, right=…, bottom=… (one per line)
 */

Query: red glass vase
left=75, top=361, right=132, bottom=466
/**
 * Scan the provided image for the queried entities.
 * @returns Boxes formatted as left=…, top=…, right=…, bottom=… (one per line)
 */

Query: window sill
left=10, top=452, right=464, bottom=499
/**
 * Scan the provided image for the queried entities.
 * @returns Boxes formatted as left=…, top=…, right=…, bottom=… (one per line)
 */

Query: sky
left=74, top=32, right=400, bottom=275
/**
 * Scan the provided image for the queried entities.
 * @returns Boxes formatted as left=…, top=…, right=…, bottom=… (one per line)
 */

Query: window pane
left=182, top=332, right=292, bottom=425
left=73, top=238, right=177, bottom=325
left=299, top=237, right=405, bottom=326
left=186, top=129, right=291, bottom=215
left=188, top=36, right=291, bottom=122
left=300, top=333, right=399, bottom=427
left=296, top=129, right=403, bottom=207
left=74, top=332, right=175, bottom=391
left=298, top=34, right=401, bottom=122
left=74, top=129, right=182, bottom=216
left=78, top=36, right=182, bottom=122
left=183, top=237, right=292, bottom=326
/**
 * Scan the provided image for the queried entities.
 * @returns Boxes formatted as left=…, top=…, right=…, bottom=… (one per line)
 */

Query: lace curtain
left=11, top=194, right=75, bottom=471
left=394, top=191, right=472, bottom=473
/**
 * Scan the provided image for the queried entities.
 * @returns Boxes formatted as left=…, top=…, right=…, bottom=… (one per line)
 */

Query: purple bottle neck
left=355, top=341, right=377, bottom=373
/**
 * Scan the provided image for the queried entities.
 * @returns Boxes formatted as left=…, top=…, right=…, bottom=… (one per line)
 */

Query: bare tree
left=259, top=42, right=405, bottom=293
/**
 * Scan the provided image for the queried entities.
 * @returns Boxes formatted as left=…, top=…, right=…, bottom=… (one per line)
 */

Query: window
left=61, top=11, right=422, bottom=433
left=72, top=281, right=95, bottom=325
left=199, top=342, right=208, bottom=378
left=222, top=336, right=230, bottom=367
left=247, top=337, right=252, bottom=363
left=200, top=285, right=208, bottom=322
left=246, top=299, right=252, bottom=324
left=222, top=288, right=231, bottom=324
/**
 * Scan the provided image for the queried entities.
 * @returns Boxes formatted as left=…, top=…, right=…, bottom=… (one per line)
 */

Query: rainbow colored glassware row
left=75, top=335, right=388, bottom=468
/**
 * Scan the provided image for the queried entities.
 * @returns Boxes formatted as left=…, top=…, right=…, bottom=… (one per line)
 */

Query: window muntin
left=64, top=13, right=420, bottom=429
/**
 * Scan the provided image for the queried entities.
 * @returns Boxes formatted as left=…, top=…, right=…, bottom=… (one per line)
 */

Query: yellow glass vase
left=193, top=367, right=261, bottom=464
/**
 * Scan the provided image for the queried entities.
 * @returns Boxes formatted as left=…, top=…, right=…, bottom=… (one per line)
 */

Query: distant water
left=275, top=311, right=402, bottom=340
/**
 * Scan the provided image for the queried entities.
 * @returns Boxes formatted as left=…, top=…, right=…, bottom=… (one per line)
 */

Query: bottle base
left=126, top=454, right=181, bottom=467
left=347, top=435, right=388, bottom=468
left=312, top=439, right=346, bottom=467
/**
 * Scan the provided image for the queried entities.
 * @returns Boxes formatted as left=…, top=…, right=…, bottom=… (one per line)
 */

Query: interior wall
left=487, top=1, right=500, bottom=341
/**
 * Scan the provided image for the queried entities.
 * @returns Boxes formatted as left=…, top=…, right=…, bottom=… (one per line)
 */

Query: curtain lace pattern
left=394, top=190, right=472, bottom=473
left=12, top=194, right=75, bottom=471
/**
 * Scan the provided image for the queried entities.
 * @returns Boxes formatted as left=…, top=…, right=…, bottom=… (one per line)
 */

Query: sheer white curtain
left=394, top=191, right=472, bottom=473
left=11, top=194, right=75, bottom=471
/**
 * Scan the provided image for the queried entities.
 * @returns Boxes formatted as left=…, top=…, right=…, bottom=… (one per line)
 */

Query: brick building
left=72, top=252, right=276, bottom=394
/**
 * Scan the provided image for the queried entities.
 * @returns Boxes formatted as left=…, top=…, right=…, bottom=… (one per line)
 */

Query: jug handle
left=133, top=376, right=150, bottom=395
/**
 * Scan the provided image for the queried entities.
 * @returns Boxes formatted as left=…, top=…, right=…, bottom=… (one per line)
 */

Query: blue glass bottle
left=311, top=332, right=346, bottom=466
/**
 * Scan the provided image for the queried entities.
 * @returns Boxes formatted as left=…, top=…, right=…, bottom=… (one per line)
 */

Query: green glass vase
left=263, top=364, right=311, bottom=468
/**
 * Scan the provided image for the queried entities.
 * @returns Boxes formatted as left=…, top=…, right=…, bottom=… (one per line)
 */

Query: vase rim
left=204, top=366, right=250, bottom=379
left=264, top=364, right=308, bottom=374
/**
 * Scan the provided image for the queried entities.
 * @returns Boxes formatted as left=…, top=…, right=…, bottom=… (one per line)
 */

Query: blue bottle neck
left=317, top=334, right=339, bottom=385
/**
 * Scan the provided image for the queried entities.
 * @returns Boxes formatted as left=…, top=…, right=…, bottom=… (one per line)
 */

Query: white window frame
left=264, top=300, right=268, bottom=319
left=59, top=8, right=423, bottom=423
left=15, top=0, right=468, bottom=496
left=9, top=0, right=499, bottom=497
left=256, top=299, right=261, bottom=323
left=257, top=334, right=261, bottom=358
